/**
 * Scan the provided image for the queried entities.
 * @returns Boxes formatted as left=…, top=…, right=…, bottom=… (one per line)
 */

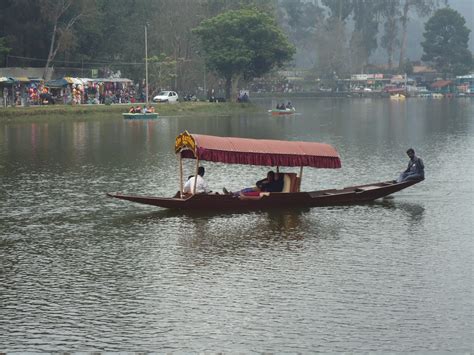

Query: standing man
left=397, top=148, right=425, bottom=182
left=184, top=166, right=210, bottom=194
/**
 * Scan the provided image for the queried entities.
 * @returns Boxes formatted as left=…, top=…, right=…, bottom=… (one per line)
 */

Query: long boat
left=122, top=112, right=159, bottom=119
left=107, top=131, right=422, bottom=211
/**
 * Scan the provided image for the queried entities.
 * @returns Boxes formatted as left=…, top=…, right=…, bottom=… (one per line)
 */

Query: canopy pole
left=298, top=166, right=303, bottom=192
left=179, top=153, right=183, bottom=198
left=193, top=158, right=199, bottom=195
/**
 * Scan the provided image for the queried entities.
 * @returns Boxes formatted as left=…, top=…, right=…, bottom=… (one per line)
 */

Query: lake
left=0, top=98, right=472, bottom=352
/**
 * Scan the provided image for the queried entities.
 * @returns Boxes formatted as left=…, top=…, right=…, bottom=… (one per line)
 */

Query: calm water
left=0, top=98, right=473, bottom=352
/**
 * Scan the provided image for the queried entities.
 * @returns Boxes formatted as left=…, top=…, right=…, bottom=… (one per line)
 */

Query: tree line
left=0, top=0, right=472, bottom=96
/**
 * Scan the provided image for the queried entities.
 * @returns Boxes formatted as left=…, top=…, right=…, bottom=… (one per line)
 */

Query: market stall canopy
left=175, top=131, right=341, bottom=169
left=45, top=78, right=69, bottom=88
left=14, top=77, right=30, bottom=83
left=0, top=77, right=15, bottom=84
left=64, top=77, right=84, bottom=85
left=91, top=78, right=133, bottom=84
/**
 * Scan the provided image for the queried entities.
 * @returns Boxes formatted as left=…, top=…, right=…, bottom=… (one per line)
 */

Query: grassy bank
left=0, top=101, right=261, bottom=121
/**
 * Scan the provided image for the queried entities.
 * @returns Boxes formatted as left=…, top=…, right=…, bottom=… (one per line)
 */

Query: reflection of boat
left=268, top=107, right=296, bottom=115
left=122, top=112, right=158, bottom=119
left=390, top=94, right=406, bottom=100
left=108, top=131, right=421, bottom=211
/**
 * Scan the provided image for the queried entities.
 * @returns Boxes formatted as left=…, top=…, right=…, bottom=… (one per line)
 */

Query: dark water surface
left=1, top=98, right=473, bottom=352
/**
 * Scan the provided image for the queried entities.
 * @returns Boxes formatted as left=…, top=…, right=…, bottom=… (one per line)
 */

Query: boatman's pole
left=179, top=154, right=183, bottom=198
left=299, top=166, right=303, bottom=192
left=193, top=158, right=199, bottom=195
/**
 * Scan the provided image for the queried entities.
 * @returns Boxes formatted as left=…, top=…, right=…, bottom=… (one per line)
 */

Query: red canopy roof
left=176, top=132, right=341, bottom=169
left=431, top=80, right=452, bottom=88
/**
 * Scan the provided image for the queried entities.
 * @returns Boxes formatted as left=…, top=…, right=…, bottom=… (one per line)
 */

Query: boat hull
left=123, top=113, right=159, bottom=119
left=107, top=180, right=420, bottom=211
left=269, top=108, right=296, bottom=115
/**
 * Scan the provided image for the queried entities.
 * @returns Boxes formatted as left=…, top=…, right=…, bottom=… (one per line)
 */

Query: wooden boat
left=268, top=107, right=296, bottom=115
left=107, top=131, right=422, bottom=211
left=390, top=94, right=406, bottom=100
left=122, top=112, right=159, bottom=119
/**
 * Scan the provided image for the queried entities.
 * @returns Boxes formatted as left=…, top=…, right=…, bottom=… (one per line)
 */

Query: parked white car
left=153, top=91, right=179, bottom=103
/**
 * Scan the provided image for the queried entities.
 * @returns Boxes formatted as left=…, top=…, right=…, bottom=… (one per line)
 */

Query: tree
left=380, top=0, right=401, bottom=70
left=351, top=0, right=380, bottom=72
left=0, top=37, right=11, bottom=66
left=421, top=7, right=473, bottom=76
left=40, top=0, right=95, bottom=78
left=315, top=18, right=350, bottom=82
left=398, top=0, right=440, bottom=70
left=148, top=54, right=177, bottom=91
left=280, top=0, right=324, bottom=67
left=193, top=8, right=295, bottom=99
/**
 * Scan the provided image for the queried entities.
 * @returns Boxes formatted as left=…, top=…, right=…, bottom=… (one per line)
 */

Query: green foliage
left=0, top=37, right=10, bottom=66
left=421, top=7, right=472, bottom=76
left=401, top=59, right=414, bottom=75
left=148, top=54, right=177, bottom=90
left=193, top=8, right=295, bottom=98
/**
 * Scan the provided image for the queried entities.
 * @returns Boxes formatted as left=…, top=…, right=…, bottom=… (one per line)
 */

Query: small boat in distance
left=268, top=107, right=296, bottom=115
left=107, top=131, right=422, bottom=211
left=122, top=112, right=159, bottom=119
left=123, top=25, right=157, bottom=120
left=390, top=93, right=406, bottom=100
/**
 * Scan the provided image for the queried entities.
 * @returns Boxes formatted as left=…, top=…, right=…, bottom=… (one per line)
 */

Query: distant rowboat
left=268, top=107, right=296, bottom=115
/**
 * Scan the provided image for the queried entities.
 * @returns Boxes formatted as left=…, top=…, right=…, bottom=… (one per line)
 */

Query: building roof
left=431, top=80, right=453, bottom=88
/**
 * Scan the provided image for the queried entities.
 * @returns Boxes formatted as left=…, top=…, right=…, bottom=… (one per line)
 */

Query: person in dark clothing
left=223, top=170, right=283, bottom=195
left=258, top=172, right=284, bottom=192
left=256, top=171, right=275, bottom=191
left=397, top=148, right=425, bottom=182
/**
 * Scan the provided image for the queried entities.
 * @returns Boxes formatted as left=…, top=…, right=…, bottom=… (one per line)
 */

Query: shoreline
left=0, top=102, right=261, bottom=121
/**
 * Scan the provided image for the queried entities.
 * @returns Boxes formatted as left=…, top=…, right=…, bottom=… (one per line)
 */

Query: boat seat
left=282, top=173, right=299, bottom=193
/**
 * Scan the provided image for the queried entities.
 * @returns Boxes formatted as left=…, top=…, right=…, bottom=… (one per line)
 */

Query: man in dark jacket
left=397, top=148, right=425, bottom=182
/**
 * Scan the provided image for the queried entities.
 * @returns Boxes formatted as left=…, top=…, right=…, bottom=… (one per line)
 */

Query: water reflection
left=0, top=99, right=473, bottom=352
left=376, top=199, right=425, bottom=223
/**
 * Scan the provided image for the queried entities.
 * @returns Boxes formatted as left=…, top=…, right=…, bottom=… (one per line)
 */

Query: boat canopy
left=175, top=131, right=341, bottom=169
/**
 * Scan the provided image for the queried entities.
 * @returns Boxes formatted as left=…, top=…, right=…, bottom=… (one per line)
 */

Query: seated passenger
left=128, top=106, right=135, bottom=113
left=224, top=171, right=283, bottom=196
left=264, top=172, right=284, bottom=192
left=183, top=166, right=210, bottom=194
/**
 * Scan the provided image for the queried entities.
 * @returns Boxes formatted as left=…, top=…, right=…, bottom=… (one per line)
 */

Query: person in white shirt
left=183, top=166, right=210, bottom=194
